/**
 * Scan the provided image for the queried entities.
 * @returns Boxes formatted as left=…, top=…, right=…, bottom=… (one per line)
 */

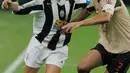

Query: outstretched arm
left=1, top=0, right=43, bottom=15
left=71, top=6, right=95, bottom=22
left=5, top=2, right=19, bottom=10
left=62, top=0, right=116, bottom=33
left=72, top=0, right=93, bottom=22
left=62, top=12, right=112, bottom=33
left=1, top=0, right=12, bottom=9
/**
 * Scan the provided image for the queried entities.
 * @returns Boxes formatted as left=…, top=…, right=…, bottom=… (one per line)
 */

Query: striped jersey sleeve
left=13, top=0, right=44, bottom=15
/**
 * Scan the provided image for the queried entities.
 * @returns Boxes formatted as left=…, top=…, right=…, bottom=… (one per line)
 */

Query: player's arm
left=71, top=0, right=93, bottom=22
left=2, top=0, right=43, bottom=15
left=61, top=6, right=95, bottom=33
left=1, top=0, right=20, bottom=12
left=79, top=12, right=112, bottom=26
left=71, top=6, right=95, bottom=22
left=78, top=0, right=117, bottom=26
left=62, top=0, right=116, bottom=33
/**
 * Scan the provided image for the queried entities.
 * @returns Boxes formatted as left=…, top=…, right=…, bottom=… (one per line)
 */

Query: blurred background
left=0, top=0, right=130, bottom=73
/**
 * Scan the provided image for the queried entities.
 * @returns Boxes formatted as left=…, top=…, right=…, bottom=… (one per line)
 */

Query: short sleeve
left=13, top=0, right=44, bottom=15
left=101, top=0, right=117, bottom=15
left=18, top=0, right=43, bottom=10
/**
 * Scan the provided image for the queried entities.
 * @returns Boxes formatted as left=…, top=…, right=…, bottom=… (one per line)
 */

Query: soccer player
left=62, top=0, right=130, bottom=73
left=1, top=0, right=90, bottom=73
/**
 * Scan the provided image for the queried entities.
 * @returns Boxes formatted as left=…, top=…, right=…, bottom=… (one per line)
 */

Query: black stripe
left=63, top=0, right=75, bottom=46
left=35, top=0, right=53, bottom=43
left=74, top=3, right=87, bottom=9
left=87, top=6, right=95, bottom=12
left=57, top=4, right=66, bottom=20
left=63, top=33, right=72, bottom=46
left=47, top=4, right=66, bottom=50
left=67, top=0, right=75, bottom=22
left=13, top=5, right=43, bottom=15
left=18, top=0, right=32, bottom=5
left=47, top=31, right=61, bottom=50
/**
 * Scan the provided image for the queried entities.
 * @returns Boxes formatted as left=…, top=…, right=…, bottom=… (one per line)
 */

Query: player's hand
left=61, top=21, right=82, bottom=33
left=9, top=2, right=19, bottom=10
left=1, top=0, right=12, bottom=9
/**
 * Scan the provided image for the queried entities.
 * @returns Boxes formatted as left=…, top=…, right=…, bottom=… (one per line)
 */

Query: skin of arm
left=61, top=11, right=112, bottom=33
left=2, top=0, right=43, bottom=15
left=71, top=7, right=90, bottom=22
left=80, top=12, right=111, bottom=26
left=71, top=6, right=96, bottom=22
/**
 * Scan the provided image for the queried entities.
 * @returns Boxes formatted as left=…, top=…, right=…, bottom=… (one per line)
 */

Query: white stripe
left=3, top=50, right=25, bottom=73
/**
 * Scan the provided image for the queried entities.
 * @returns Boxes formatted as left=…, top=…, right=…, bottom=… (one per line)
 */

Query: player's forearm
left=79, top=12, right=112, bottom=26
left=71, top=8, right=89, bottom=22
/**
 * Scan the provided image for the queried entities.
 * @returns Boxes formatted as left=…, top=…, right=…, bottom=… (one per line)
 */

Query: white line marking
left=3, top=50, right=25, bottom=73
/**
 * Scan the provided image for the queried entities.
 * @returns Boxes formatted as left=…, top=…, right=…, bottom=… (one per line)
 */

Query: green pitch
left=0, top=8, right=130, bottom=73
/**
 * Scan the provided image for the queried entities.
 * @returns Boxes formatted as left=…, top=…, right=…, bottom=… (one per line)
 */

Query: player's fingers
left=69, top=26, right=75, bottom=33
left=1, top=1, right=6, bottom=9
left=66, top=26, right=72, bottom=33
left=63, top=21, right=68, bottom=26
left=1, top=2, right=4, bottom=9
left=61, top=25, right=67, bottom=30
left=60, top=30, right=65, bottom=34
left=2, top=0, right=12, bottom=9
left=69, top=24, right=79, bottom=33
left=70, top=27, right=75, bottom=33
left=2, top=1, right=8, bottom=9
left=61, top=26, right=67, bottom=33
left=61, top=25, right=69, bottom=33
left=65, top=26, right=69, bottom=33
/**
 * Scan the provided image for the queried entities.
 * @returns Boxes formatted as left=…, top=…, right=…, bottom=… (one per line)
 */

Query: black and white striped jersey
left=13, top=0, right=88, bottom=50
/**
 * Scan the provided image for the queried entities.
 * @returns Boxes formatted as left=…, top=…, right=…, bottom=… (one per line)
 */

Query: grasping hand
left=61, top=21, right=82, bottom=33
left=1, top=0, right=12, bottom=9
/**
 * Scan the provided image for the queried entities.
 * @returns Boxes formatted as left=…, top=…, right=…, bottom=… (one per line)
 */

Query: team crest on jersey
left=60, top=10, right=65, bottom=18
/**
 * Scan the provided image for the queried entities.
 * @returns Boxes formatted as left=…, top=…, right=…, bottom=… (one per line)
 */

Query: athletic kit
left=89, top=0, right=130, bottom=72
left=13, top=0, right=89, bottom=68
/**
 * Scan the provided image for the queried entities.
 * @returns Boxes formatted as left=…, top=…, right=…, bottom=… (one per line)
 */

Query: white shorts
left=24, top=35, right=68, bottom=68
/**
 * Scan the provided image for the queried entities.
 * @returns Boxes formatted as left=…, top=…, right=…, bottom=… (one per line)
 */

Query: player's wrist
left=78, top=21, right=84, bottom=27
